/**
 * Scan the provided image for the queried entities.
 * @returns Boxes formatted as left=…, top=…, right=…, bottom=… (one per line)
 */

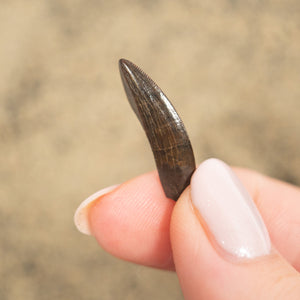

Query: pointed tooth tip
left=119, top=58, right=142, bottom=75
left=119, top=58, right=126, bottom=72
left=119, top=58, right=130, bottom=62
left=119, top=59, right=135, bottom=80
left=119, top=59, right=146, bottom=89
left=119, top=58, right=134, bottom=71
left=118, top=58, right=127, bottom=67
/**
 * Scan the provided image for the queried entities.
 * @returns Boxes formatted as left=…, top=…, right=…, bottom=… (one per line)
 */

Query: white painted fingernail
left=74, top=185, right=118, bottom=235
left=191, top=158, right=271, bottom=260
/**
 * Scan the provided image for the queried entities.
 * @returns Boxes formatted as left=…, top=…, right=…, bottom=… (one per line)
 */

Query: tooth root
left=119, top=59, right=196, bottom=201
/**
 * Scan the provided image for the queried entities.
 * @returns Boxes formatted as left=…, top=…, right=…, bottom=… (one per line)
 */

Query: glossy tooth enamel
left=119, top=59, right=196, bottom=200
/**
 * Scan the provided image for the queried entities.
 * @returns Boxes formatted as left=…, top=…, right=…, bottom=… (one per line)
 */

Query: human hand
left=74, top=158, right=300, bottom=299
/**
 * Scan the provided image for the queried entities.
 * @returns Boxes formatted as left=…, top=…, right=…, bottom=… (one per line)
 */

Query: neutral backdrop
left=1, top=1, right=299, bottom=299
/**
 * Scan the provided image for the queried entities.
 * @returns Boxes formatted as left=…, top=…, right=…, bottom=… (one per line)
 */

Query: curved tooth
left=119, top=59, right=196, bottom=201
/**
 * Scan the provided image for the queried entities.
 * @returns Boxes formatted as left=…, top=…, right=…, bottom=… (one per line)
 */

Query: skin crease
left=88, top=167, right=300, bottom=299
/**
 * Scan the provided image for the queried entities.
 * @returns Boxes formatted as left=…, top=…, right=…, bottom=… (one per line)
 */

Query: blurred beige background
left=0, top=0, right=299, bottom=299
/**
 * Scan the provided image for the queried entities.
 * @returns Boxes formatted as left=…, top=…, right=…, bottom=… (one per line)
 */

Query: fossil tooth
left=119, top=59, right=196, bottom=201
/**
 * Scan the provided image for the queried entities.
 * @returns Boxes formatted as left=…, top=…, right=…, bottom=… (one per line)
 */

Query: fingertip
left=88, top=171, right=176, bottom=268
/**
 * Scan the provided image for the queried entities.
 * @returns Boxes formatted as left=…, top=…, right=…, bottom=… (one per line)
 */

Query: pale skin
left=87, top=168, right=300, bottom=299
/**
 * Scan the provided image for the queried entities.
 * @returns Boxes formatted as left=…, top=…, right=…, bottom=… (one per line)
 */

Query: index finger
left=75, top=168, right=300, bottom=271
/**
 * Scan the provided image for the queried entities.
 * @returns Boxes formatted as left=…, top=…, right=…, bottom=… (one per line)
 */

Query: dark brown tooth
left=119, top=59, right=196, bottom=201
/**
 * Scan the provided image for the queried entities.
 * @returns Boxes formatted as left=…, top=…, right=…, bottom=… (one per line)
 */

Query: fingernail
left=191, top=158, right=271, bottom=260
left=74, top=185, right=119, bottom=235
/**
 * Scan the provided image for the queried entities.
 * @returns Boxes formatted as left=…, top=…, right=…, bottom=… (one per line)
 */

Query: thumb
left=171, top=158, right=300, bottom=300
